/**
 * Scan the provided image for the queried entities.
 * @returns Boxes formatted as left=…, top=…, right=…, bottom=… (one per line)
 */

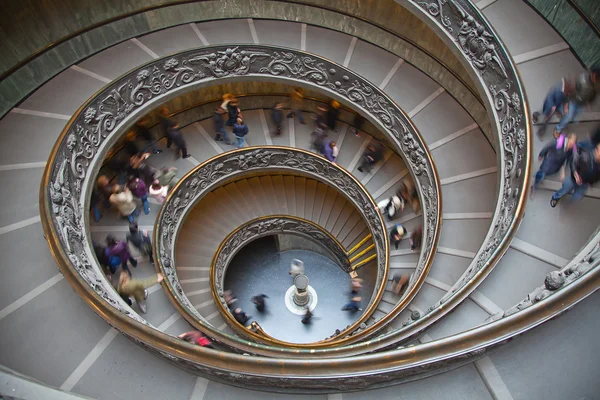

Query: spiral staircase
left=1, top=0, right=600, bottom=399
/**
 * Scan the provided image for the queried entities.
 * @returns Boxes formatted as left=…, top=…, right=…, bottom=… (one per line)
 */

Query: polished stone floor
left=224, top=236, right=376, bottom=343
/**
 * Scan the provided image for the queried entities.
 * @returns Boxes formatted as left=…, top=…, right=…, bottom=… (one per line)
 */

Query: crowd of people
left=530, top=66, right=600, bottom=206
left=89, top=88, right=428, bottom=344
left=91, top=108, right=185, bottom=315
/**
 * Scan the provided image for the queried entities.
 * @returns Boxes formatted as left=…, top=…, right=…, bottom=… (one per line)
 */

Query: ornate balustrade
left=41, top=43, right=441, bottom=354
left=35, top=0, right=600, bottom=389
left=209, top=215, right=354, bottom=342
left=155, top=147, right=390, bottom=346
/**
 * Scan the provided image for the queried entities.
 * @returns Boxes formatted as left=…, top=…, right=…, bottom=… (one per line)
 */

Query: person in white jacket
left=109, top=185, right=138, bottom=223
left=376, top=193, right=404, bottom=220
left=149, top=180, right=169, bottom=204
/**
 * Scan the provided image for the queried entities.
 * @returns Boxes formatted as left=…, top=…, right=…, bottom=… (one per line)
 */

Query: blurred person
left=149, top=179, right=169, bottom=204
left=109, top=185, right=138, bottom=223
left=233, top=307, right=251, bottom=326
left=135, top=117, right=162, bottom=154
left=530, top=133, right=576, bottom=198
left=351, top=114, right=364, bottom=137
left=289, top=259, right=304, bottom=277
left=233, top=117, right=249, bottom=149
left=118, top=271, right=163, bottom=314
left=341, top=292, right=362, bottom=312
left=178, top=331, right=214, bottom=349
left=251, top=294, right=269, bottom=313
left=410, top=226, right=423, bottom=251
left=357, top=142, right=383, bottom=173
left=224, top=290, right=237, bottom=311
left=127, top=177, right=150, bottom=215
left=390, top=224, right=406, bottom=250
left=552, top=68, right=599, bottom=139
left=391, top=273, right=409, bottom=295
left=226, top=97, right=241, bottom=128
left=301, top=307, right=313, bottom=324
left=310, top=123, right=327, bottom=154
left=532, top=77, right=572, bottom=137
left=105, top=234, right=138, bottom=277
left=326, top=100, right=340, bottom=131
left=287, top=87, right=306, bottom=124
left=126, top=222, right=153, bottom=265
left=551, top=141, right=600, bottom=207
left=271, top=102, right=284, bottom=136
left=155, top=166, right=178, bottom=188
left=166, top=124, right=191, bottom=159
left=376, top=191, right=404, bottom=220
left=213, top=106, right=231, bottom=145
left=323, top=140, right=338, bottom=163
left=159, top=107, right=176, bottom=136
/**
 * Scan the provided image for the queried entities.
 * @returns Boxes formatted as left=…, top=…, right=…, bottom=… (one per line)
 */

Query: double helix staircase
left=1, top=0, right=600, bottom=398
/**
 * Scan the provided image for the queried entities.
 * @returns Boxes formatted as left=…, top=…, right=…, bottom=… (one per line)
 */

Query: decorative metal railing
left=155, top=147, right=390, bottom=346
left=40, top=43, right=441, bottom=355
left=36, top=0, right=600, bottom=389
left=208, top=214, right=356, bottom=343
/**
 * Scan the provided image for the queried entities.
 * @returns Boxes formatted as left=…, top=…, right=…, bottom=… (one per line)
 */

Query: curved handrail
left=209, top=214, right=359, bottom=344
left=40, top=44, right=440, bottom=354
left=155, top=146, right=389, bottom=348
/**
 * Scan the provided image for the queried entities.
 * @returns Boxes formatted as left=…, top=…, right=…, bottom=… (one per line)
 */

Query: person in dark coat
left=341, top=292, right=362, bottom=312
left=126, top=223, right=153, bottom=265
left=357, top=143, right=384, bottom=173
left=159, top=107, right=176, bottom=137
left=135, top=117, right=162, bottom=154
left=301, top=307, right=313, bottom=324
left=213, top=107, right=231, bottom=144
left=390, top=224, right=406, bottom=250
left=351, top=114, right=364, bottom=137
left=105, top=234, right=137, bottom=276
left=233, top=117, right=249, bottom=149
left=226, top=100, right=240, bottom=127
left=410, top=225, right=423, bottom=251
left=271, top=103, right=284, bottom=136
left=531, top=134, right=576, bottom=197
left=551, top=141, right=600, bottom=206
left=251, top=294, right=269, bottom=313
left=326, top=100, right=340, bottom=131
left=233, top=308, right=251, bottom=326
left=167, top=125, right=191, bottom=159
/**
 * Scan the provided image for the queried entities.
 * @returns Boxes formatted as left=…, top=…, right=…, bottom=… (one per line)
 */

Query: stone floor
left=224, top=236, right=376, bottom=343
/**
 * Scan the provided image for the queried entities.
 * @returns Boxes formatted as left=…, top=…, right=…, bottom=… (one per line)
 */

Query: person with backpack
left=233, top=117, right=249, bottom=149
left=377, top=192, right=404, bottom=220
left=530, top=133, right=576, bottom=198
left=390, top=224, right=406, bottom=250
left=126, top=223, right=153, bottom=265
left=105, top=234, right=138, bottom=277
left=551, top=140, right=600, bottom=207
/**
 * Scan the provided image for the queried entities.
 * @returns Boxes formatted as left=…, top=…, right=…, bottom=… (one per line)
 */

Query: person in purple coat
left=105, top=234, right=138, bottom=277
left=127, top=177, right=150, bottom=215
left=323, top=140, right=338, bottom=163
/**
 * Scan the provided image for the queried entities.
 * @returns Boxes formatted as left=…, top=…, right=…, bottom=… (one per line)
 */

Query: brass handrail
left=348, top=243, right=376, bottom=264
left=351, top=254, right=378, bottom=271
left=40, top=43, right=440, bottom=358
left=155, top=146, right=391, bottom=350
left=346, top=234, right=373, bottom=257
